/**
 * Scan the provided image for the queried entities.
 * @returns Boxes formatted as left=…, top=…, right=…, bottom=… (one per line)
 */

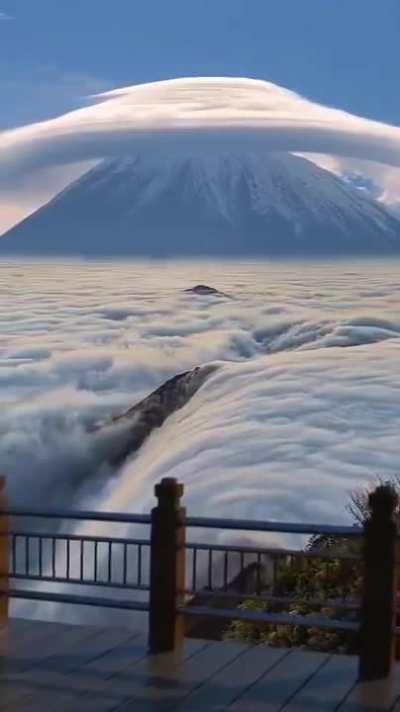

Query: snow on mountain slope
left=1, top=150, right=400, bottom=255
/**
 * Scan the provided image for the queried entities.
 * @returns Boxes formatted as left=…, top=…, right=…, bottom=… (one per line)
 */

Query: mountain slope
left=1, top=150, right=400, bottom=255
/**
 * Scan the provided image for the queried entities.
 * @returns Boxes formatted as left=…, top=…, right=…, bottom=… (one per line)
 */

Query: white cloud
left=0, top=11, right=14, bottom=20
left=2, top=258, right=400, bottom=520
left=1, top=77, right=400, bottom=232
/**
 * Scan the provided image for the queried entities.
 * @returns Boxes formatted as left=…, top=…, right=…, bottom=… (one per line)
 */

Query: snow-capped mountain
left=1, top=150, right=400, bottom=255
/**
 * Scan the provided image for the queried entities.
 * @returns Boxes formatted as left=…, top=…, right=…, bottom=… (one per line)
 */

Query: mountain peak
left=1, top=150, right=400, bottom=256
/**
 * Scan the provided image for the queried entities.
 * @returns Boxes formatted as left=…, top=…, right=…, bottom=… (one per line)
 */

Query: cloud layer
left=3, top=258, right=400, bottom=519
left=3, top=257, right=400, bottom=622
left=2, top=77, right=400, bottom=233
left=3, top=77, right=400, bottom=175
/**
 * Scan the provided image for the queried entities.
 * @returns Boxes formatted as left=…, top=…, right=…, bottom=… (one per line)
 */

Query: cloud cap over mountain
left=2, top=76, right=400, bottom=185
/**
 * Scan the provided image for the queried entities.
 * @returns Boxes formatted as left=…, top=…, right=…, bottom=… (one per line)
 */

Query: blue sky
left=1, top=0, right=400, bottom=129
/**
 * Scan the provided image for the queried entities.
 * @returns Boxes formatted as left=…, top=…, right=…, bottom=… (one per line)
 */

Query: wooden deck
left=1, top=618, right=399, bottom=711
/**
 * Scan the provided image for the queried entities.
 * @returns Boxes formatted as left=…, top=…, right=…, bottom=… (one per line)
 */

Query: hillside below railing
left=0, top=474, right=398, bottom=682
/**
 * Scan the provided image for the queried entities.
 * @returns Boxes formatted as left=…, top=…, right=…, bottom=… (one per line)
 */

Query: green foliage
left=274, top=556, right=362, bottom=602
left=224, top=557, right=360, bottom=653
left=226, top=597, right=348, bottom=652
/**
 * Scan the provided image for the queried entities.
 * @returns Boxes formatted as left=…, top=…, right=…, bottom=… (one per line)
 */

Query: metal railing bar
left=0, top=509, right=363, bottom=537
left=0, top=531, right=149, bottom=547
left=137, top=545, right=142, bottom=588
left=1, top=587, right=150, bottom=611
left=38, top=537, right=43, bottom=578
left=66, top=539, right=70, bottom=580
left=184, top=588, right=361, bottom=611
left=0, top=509, right=151, bottom=525
left=185, top=516, right=362, bottom=537
left=3, top=573, right=149, bottom=591
left=80, top=540, right=84, bottom=582
left=223, top=551, right=228, bottom=592
left=94, top=541, right=98, bottom=583
left=192, top=548, right=197, bottom=592
left=11, top=534, right=16, bottom=574
left=107, top=542, right=112, bottom=583
left=52, top=538, right=56, bottom=578
left=256, top=552, right=261, bottom=594
left=25, top=536, right=29, bottom=576
left=123, top=543, right=128, bottom=586
left=185, top=541, right=361, bottom=560
left=182, top=605, right=359, bottom=632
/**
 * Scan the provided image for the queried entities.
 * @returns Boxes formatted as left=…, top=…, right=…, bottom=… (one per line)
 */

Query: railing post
left=0, top=476, right=9, bottom=624
left=359, top=484, right=398, bottom=680
left=148, top=477, right=186, bottom=653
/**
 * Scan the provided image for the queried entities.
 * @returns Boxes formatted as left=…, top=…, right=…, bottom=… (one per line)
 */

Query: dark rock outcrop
left=94, top=364, right=216, bottom=465
left=184, top=284, right=230, bottom=298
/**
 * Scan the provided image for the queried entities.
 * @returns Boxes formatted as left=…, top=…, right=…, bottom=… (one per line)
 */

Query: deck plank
left=30, top=624, right=135, bottom=674
left=4, top=618, right=392, bottom=712
left=1, top=623, right=102, bottom=673
left=1, top=634, right=206, bottom=710
left=227, top=648, right=329, bottom=712
left=281, top=654, right=358, bottom=711
left=0, top=628, right=147, bottom=709
left=170, top=643, right=290, bottom=712
left=83, top=631, right=146, bottom=676
left=110, top=639, right=251, bottom=711
left=0, top=622, right=111, bottom=709
left=1, top=685, right=124, bottom=712
left=4, top=627, right=141, bottom=697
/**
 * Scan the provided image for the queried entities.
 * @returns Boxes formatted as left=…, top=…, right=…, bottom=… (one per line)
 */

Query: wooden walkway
left=1, top=618, right=400, bottom=711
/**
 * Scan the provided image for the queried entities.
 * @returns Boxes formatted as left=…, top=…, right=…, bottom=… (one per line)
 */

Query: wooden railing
left=0, top=476, right=398, bottom=681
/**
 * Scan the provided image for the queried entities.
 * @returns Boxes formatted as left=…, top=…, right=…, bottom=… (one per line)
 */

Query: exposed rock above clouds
left=95, top=364, right=216, bottom=465
left=184, top=285, right=231, bottom=298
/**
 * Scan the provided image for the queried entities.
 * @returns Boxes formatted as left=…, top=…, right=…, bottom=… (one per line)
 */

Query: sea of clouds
left=2, top=257, right=400, bottom=623
left=2, top=257, right=400, bottom=519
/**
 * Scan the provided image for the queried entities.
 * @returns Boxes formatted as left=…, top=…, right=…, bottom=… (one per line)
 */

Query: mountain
left=1, top=150, right=400, bottom=256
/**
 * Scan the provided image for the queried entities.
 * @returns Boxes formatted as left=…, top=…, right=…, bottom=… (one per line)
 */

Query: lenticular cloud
left=2, top=76, right=400, bottom=189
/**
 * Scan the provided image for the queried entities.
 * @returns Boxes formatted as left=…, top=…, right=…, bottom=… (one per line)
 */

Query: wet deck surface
left=0, top=617, right=399, bottom=711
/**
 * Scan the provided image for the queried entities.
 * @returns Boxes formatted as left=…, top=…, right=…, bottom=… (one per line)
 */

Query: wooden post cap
left=154, top=478, right=184, bottom=503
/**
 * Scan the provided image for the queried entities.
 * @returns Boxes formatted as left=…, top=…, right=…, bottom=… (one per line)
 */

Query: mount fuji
left=1, top=149, right=400, bottom=256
